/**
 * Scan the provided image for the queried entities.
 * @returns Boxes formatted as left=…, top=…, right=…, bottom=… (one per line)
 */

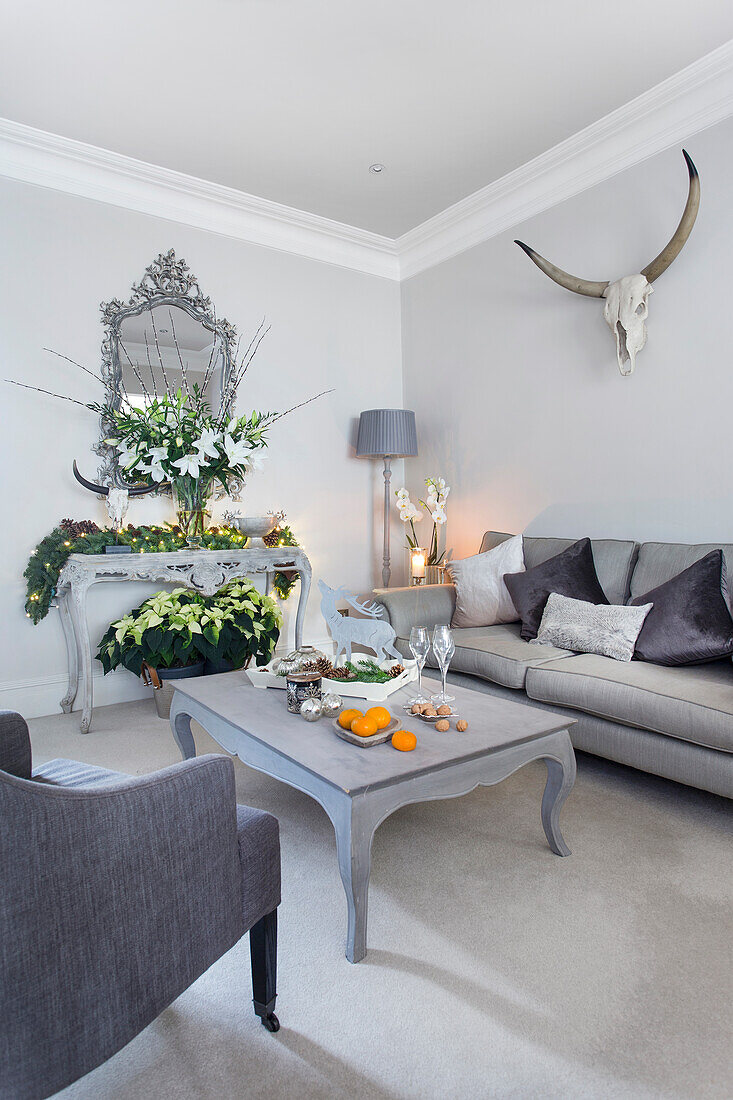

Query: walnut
left=437, top=704, right=451, bottom=716
left=411, top=703, right=423, bottom=714
left=423, top=706, right=437, bottom=717
left=435, top=719, right=450, bottom=732
left=456, top=719, right=468, bottom=732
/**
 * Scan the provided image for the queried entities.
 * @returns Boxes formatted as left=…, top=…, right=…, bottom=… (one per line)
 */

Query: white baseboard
left=0, top=636, right=336, bottom=720
left=0, top=669, right=149, bottom=721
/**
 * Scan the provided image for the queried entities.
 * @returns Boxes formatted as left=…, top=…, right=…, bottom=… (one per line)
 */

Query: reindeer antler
left=344, top=593, right=385, bottom=619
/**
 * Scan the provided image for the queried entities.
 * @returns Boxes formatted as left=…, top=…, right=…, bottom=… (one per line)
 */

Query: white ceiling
left=1, top=2, right=732, bottom=236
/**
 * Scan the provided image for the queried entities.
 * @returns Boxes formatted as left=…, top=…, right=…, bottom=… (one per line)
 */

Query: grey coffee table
left=169, top=674, right=576, bottom=962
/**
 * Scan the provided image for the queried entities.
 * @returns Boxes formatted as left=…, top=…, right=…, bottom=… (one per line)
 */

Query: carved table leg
left=294, top=557, right=312, bottom=650
left=169, top=697, right=197, bottom=761
left=332, top=794, right=376, bottom=963
left=56, top=594, right=80, bottom=714
left=541, top=731, right=576, bottom=857
left=68, top=580, right=93, bottom=733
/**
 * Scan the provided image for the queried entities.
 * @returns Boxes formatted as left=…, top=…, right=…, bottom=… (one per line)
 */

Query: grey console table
left=169, top=673, right=576, bottom=962
left=54, top=546, right=312, bottom=733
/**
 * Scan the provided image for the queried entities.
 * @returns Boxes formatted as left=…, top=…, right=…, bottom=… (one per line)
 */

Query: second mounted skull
left=515, top=150, right=700, bottom=376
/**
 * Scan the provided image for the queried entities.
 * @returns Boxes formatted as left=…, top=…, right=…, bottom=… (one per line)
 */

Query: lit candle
left=411, top=549, right=426, bottom=581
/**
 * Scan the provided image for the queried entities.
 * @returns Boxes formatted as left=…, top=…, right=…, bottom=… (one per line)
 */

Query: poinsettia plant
left=96, top=581, right=283, bottom=677
left=395, top=476, right=449, bottom=566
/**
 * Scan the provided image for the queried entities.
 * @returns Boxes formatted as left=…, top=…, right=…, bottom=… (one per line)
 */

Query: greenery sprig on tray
left=343, top=659, right=393, bottom=684
left=24, top=519, right=300, bottom=624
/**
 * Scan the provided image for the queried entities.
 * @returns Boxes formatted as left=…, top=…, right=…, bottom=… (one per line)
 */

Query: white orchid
left=431, top=501, right=447, bottom=525
left=193, top=428, right=220, bottom=459
left=172, top=452, right=203, bottom=478
left=395, top=487, right=410, bottom=505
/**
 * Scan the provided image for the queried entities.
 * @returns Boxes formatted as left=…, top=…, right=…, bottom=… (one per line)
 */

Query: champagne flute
left=408, top=626, right=430, bottom=704
left=431, top=625, right=456, bottom=705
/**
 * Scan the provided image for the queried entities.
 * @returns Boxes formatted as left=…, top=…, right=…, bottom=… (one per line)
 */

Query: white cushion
left=449, top=534, right=524, bottom=628
left=531, top=592, right=653, bottom=662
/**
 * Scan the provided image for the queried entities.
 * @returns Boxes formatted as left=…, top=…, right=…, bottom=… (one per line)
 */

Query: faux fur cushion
left=504, top=537, right=608, bottom=641
left=630, top=549, right=733, bottom=665
left=449, top=534, right=524, bottom=628
left=531, top=593, right=653, bottom=662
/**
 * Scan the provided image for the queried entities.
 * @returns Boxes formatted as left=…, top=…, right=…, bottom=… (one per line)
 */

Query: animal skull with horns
left=515, top=150, right=700, bottom=375
left=72, top=461, right=157, bottom=529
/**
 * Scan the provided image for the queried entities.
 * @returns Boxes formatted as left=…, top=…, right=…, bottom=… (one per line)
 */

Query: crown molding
left=397, top=40, right=733, bottom=280
left=1, top=41, right=731, bottom=284
left=0, top=118, right=400, bottom=281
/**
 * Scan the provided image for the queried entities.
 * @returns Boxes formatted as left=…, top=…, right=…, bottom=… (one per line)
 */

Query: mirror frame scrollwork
left=95, top=250, right=238, bottom=486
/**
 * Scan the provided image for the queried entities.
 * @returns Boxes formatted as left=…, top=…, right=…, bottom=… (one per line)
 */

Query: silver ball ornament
left=321, top=692, right=343, bottom=718
left=300, top=697, right=323, bottom=722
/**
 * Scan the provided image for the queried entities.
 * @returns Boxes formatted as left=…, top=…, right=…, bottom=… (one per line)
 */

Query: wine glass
left=408, top=626, right=430, bottom=705
left=431, top=625, right=456, bottom=705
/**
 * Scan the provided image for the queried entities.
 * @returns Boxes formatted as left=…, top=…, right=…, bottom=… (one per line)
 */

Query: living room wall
left=0, top=178, right=403, bottom=716
left=401, top=116, right=733, bottom=561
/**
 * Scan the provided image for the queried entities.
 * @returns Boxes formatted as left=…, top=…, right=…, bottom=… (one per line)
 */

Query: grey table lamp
left=356, top=408, right=418, bottom=587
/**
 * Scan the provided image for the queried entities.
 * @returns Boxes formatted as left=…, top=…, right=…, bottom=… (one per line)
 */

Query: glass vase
left=173, top=475, right=213, bottom=549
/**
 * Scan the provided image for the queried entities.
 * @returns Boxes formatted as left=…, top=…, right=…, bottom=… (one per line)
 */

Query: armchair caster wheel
left=261, top=1013, right=280, bottom=1033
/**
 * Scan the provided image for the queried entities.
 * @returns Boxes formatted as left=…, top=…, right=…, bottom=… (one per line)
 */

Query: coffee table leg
left=541, top=731, right=576, bottom=856
left=332, top=796, right=374, bottom=963
left=170, top=696, right=197, bottom=760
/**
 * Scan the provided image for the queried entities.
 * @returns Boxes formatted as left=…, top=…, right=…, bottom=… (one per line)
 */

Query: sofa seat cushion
left=403, top=623, right=573, bottom=690
left=525, top=654, right=733, bottom=753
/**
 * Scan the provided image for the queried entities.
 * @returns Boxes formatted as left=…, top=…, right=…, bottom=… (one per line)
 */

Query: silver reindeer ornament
left=318, top=581, right=402, bottom=663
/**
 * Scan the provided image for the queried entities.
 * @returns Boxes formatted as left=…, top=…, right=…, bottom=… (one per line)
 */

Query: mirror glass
left=116, top=304, right=225, bottom=412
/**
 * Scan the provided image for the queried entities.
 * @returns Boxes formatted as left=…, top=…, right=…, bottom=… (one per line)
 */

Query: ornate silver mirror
left=96, top=250, right=237, bottom=485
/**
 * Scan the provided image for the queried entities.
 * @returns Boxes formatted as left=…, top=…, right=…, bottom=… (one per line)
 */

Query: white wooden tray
left=247, top=659, right=417, bottom=701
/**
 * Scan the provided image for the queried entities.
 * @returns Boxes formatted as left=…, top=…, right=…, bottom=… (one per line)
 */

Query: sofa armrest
left=0, top=753, right=246, bottom=1099
left=0, top=710, right=31, bottom=779
left=373, top=584, right=456, bottom=638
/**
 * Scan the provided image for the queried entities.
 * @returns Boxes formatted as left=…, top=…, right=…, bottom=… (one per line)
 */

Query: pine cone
left=388, top=664, right=405, bottom=678
left=60, top=518, right=100, bottom=539
left=326, top=666, right=354, bottom=681
left=263, top=530, right=279, bottom=547
left=301, top=656, right=336, bottom=678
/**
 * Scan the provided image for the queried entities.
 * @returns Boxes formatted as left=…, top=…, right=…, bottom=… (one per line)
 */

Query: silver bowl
left=231, top=515, right=277, bottom=546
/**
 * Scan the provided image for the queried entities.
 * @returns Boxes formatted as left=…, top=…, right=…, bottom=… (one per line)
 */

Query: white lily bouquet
left=103, top=389, right=272, bottom=538
left=395, top=476, right=449, bottom=566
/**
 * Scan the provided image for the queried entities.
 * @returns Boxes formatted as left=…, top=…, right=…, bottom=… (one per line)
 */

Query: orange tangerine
left=365, top=706, right=391, bottom=730
left=338, top=708, right=363, bottom=730
left=350, top=716, right=379, bottom=737
left=391, top=730, right=417, bottom=752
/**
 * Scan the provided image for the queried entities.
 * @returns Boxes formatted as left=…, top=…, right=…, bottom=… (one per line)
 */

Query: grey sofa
left=375, top=533, right=733, bottom=800
left=0, top=711, right=281, bottom=1100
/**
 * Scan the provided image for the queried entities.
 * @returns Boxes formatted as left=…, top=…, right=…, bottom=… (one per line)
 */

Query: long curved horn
left=73, top=460, right=158, bottom=496
left=513, top=241, right=609, bottom=298
left=641, top=149, right=700, bottom=283
left=73, top=460, right=109, bottom=496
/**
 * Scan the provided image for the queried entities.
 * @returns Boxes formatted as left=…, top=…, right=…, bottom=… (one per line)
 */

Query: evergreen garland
left=24, top=520, right=300, bottom=624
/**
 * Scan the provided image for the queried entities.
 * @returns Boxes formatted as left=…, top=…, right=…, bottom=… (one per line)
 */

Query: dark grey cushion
left=0, top=753, right=274, bottom=1100
left=630, top=550, right=733, bottom=666
left=0, top=711, right=32, bottom=779
left=525, top=653, right=733, bottom=754
left=479, top=532, right=638, bottom=606
left=505, top=538, right=609, bottom=641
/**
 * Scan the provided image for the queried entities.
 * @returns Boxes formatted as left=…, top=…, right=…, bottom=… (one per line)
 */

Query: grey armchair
left=0, top=710, right=281, bottom=1100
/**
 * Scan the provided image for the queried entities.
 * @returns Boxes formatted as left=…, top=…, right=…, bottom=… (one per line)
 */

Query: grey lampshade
left=355, top=409, right=418, bottom=458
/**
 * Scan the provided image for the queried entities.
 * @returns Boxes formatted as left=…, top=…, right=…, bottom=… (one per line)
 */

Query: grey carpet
left=26, top=691, right=732, bottom=1100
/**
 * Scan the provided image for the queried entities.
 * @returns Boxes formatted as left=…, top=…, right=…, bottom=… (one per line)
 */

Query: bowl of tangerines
left=334, top=706, right=417, bottom=752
